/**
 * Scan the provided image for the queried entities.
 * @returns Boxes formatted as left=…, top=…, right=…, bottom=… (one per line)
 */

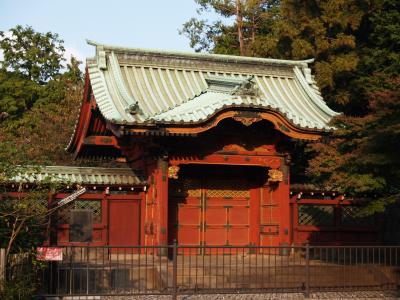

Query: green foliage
left=0, top=25, right=83, bottom=297
left=0, top=26, right=77, bottom=120
left=0, top=70, right=40, bottom=119
left=253, top=0, right=373, bottom=112
left=0, top=25, right=65, bottom=84
left=181, top=0, right=280, bottom=55
left=359, top=0, right=400, bottom=77
left=64, top=56, right=83, bottom=85
left=0, top=253, right=46, bottom=300
left=307, top=77, right=400, bottom=214
left=304, top=0, right=400, bottom=214
left=0, top=76, right=83, bottom=165
left=0, top=187, right=48, bottom=253
left=0, top=25, right=84, bottom=298
left=0, top=165, right=66, bottom=298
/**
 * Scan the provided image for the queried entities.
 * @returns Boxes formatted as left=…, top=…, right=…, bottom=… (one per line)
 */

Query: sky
left=0, top=0, right=219, bottom=64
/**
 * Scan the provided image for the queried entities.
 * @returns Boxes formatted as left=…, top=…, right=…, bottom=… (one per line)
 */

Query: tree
left=0, top=70, right=40, bottom=119
left=306, top=77, right=400, bottom=214
left=0, top=74, right=83, bottom=165
left=270, top=0, right=375, bottom=113
left=0, top=25, right=65, bottom=84
left=0, top=161, right=65, bottom=299
left=181, top=0, right=280, bottom=55
left=64, top=56, right=83, bottom=85
left=0, top=26, right=69, bottom=120
left=0, top=178, right=52, bottom=257
left=0, top=26, right=84, bottom=298
left=304, top=0, right=400, bottom=212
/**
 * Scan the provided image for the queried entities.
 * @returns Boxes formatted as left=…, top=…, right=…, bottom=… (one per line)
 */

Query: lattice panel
left=57, top=200, right=102, bottom=224
left=169, top=179, right=250, bottom=198
left=341, top=206, right=374, bottom=226
left=206, top=189, right=250, bottom=198
left=206, top=180, right=250, bottom=198
left=298, top=205, right=334, bottom=226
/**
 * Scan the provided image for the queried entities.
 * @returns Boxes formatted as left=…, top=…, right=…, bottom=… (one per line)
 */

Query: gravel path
left=95, top=290, right=399, bottom=300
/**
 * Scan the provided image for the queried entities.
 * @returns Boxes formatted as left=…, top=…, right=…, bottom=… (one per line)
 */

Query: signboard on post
left=57, top=187, right=86, bottom=207
left=37, top=247, right=63, bottom=261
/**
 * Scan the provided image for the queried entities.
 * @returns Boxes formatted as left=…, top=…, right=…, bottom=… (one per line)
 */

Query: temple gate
left=66, top=41, right=339, bottom=247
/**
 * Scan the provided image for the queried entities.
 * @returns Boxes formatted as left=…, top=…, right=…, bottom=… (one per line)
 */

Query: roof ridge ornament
left=97, top=45, right=107, bottom=70
left=205, top=74, right=258, bottom=96
left=231, top=75, right=260, bottom=97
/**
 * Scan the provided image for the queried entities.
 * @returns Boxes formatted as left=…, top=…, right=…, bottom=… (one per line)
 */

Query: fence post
left=305, top=243, right=310, bottom=298
left=0, top=248, right=5, bottom=291
left=69, top=248, right=73, bottom=295
left=172, top=240, right=178, bottom=300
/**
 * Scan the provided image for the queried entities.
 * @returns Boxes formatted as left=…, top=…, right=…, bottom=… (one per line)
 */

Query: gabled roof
left=9, top=166, right=146, bottom=186
left=85, top=40, right=339, bottom=133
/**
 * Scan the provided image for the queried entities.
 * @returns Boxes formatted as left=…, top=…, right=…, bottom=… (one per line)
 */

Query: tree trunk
left=251, top=14, right=256, bottom=57
left=6, top=219, right=25, bottom=258
left=236, top=0, right=245, bottom=56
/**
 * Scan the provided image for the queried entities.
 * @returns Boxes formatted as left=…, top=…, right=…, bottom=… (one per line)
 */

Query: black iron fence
left=27, top=245, right=400, bottom=298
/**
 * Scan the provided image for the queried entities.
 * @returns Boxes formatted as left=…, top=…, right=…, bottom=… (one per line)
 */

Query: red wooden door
left=203, top=179, right=250, bottom=247
left=108, top=199, right=140, bottom=247
left=169, top=172, right=251, bottom=248
left=169, top=179, right=202, bottom=246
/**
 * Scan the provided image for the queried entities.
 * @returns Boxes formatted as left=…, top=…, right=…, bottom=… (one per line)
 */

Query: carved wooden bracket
left=233, top=116, right=262, bottom=126
left=268, top=169, right=283, bottom=183
left=168, top=165, right=180, bottom=179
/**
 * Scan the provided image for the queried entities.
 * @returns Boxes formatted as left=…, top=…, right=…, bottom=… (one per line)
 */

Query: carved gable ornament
left=232, top=76, right=260, bottom=97
left=233, top=111, right=262, bottom=127
left=205, top=75, right=259, bottom=97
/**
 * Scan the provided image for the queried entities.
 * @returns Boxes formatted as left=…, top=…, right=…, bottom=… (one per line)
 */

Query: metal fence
left=35, top=244, right=400, bottom=298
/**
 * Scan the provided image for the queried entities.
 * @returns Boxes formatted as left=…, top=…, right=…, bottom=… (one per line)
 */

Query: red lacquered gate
left=168, top=166, right=253, bottom=248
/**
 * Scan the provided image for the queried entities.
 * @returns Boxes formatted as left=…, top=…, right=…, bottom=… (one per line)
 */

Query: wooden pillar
left=155, top=158, right=169, bottom=251
left=278, top=156, right=291, bottom=246
left=249, top=186, right=261, bottom=247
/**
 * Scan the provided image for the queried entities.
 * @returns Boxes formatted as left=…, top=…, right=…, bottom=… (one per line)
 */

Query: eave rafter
left=83, top=135, right=120, bottom=148
left=122, top=108, right=324, bottom=140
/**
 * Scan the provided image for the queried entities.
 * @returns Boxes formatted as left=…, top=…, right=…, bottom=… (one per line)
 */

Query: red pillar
left=155, top=158, right=169, bottom=249
left=249, top=186, right=261, bottom=247
left=278, top=156, right=291, bottom=246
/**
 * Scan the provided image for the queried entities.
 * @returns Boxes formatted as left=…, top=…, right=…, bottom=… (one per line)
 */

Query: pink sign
left=37, top=247, right=63, bottom=261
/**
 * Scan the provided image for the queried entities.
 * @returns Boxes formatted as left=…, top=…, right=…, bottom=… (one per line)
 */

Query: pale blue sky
left=0, top=0, right=220, bottom=63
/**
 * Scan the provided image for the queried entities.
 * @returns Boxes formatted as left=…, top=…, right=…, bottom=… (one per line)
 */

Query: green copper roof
left=85, top=40, right=339, bottom=131
left=11, top=166, right=146, bottom=186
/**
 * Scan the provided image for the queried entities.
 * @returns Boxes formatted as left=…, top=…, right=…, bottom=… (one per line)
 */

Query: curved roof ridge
left=293, top=66, right=340, bottom=118
left=109, top=52, right=139, bottom=112
left=86, top=39, right=314, bottom=68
